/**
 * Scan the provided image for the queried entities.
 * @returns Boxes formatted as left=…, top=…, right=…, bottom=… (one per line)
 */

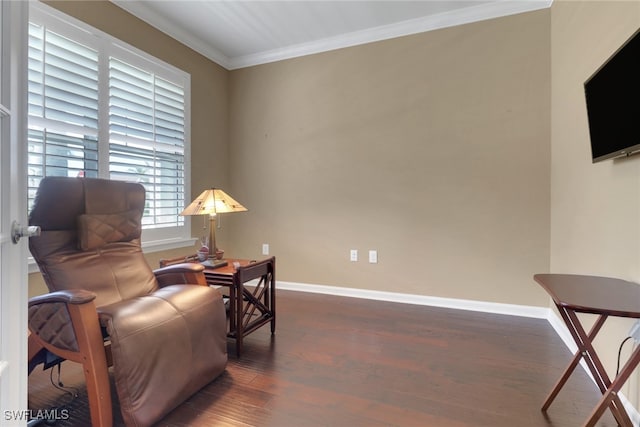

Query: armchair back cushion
left=29, top=177, right=158, bottom=307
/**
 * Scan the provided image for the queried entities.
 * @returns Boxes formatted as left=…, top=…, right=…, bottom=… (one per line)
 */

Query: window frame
left=28, top=2, right=194, bottom=255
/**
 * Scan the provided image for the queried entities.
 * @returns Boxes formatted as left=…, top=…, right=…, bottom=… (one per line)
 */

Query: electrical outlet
left=350, top=249, right=358, bottom=262
left=368, top=250, right=378, bottom=264
left=262, top=243, right=269, bottom=255
left=630, top=320, right=640, bottom=343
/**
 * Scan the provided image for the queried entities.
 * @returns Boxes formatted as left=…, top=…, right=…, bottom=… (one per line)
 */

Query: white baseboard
left=277, top=280, right=549, bottom=318
left=276, top=280, right=640, bottom=424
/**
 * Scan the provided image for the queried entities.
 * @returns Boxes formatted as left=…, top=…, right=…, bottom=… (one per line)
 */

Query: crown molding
left=229, top=0, right=552, bottom=69
left=112, top=0, right=552, bottom=70
left=111, top=0, right=233, bottom=69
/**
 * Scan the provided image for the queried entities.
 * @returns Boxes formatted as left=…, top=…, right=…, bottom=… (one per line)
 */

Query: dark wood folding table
left=534, top=273, right=640, bottom=427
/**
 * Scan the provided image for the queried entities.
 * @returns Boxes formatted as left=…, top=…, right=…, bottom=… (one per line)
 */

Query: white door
left=0, top=0, right=29, bottom=425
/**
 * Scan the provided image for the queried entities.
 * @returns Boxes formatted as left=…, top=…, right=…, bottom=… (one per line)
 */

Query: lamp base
left=201, top=259, right=228, bottom=269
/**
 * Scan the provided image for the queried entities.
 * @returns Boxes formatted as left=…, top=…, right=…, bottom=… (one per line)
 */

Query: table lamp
left=180, top=188, right=247, bottom=268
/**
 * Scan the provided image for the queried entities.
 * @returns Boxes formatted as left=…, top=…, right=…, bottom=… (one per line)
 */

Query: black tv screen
left=584, top=28, right=640, bottom=163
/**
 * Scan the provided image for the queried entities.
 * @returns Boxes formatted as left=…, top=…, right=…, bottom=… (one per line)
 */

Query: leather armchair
left=27, top=177, right=227, bottom=427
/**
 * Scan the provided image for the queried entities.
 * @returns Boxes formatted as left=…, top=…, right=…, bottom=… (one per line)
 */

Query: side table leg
left=566, top=311, right=631, bottom=426
left=583, top=345, right=640, bottom=427
left=543, top=313, right=607, bottom=411
left=235, top=277, right=243, bottom=357
left=542, top=350, right=583, bottom=411
left=229, top=286, right=236, bottom=334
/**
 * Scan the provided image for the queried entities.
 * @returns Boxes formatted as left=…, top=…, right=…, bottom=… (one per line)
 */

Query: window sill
left=141, top=236, right=198, bottom=252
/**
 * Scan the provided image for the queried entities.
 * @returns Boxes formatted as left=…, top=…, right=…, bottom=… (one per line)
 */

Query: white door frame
left=0, top=0, right=29, bottom=425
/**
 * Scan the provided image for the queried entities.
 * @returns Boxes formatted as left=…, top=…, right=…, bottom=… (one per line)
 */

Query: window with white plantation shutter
left=27, top=3, right=191, bottom=246
left=27, top=21, right=100, bottom=206
left=109, top=58, right=185, bottom=230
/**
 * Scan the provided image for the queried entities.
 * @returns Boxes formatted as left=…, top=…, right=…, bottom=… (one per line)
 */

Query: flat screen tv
left=584, top=28, right=640, bottom=163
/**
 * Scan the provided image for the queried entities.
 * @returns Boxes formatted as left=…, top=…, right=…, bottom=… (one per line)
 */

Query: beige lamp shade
left=180, top=188, right=247, bottom=265
left=180, top=188, right=247, bottom=216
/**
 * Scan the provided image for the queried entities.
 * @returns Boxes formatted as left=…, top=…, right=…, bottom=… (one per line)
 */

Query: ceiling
left=111, top=0, right=551, bottom=70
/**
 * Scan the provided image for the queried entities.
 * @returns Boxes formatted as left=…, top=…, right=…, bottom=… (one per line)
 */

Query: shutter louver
left=109, top=58, right=185, bottom=229
left=27, top=22, right=99, bottom=209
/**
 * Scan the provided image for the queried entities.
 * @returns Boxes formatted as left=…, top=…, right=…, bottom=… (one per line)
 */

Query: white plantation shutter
left=28, top=27, right=99, bottom=129
left=27, top=22, right=99, bottom=207
left=27, top=3, right=191, bottom=243
left=109, top=58, right=185, bottom=229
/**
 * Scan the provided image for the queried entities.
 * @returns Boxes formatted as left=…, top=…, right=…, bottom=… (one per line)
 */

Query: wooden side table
left=203, top=257, right=276, bottom=356
left=534, top=273, right=640, bottom=427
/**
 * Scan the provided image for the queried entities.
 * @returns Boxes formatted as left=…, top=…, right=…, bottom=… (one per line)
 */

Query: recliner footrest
left=98, top=285, right=227, bottom=427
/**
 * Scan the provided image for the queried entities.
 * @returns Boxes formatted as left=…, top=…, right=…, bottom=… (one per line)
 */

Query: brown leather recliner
left=27, top=176, right=228, bottom=427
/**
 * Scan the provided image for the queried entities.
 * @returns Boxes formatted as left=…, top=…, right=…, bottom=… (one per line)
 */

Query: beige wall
left=29, top=3, right=552, bottom=308
left=227, top=10, right=551, bottom=306
left=550, top=0, right=640, bottom=409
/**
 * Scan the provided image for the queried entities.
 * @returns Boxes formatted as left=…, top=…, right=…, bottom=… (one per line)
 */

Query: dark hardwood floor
left=28, top=290, right=619, bottom=426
